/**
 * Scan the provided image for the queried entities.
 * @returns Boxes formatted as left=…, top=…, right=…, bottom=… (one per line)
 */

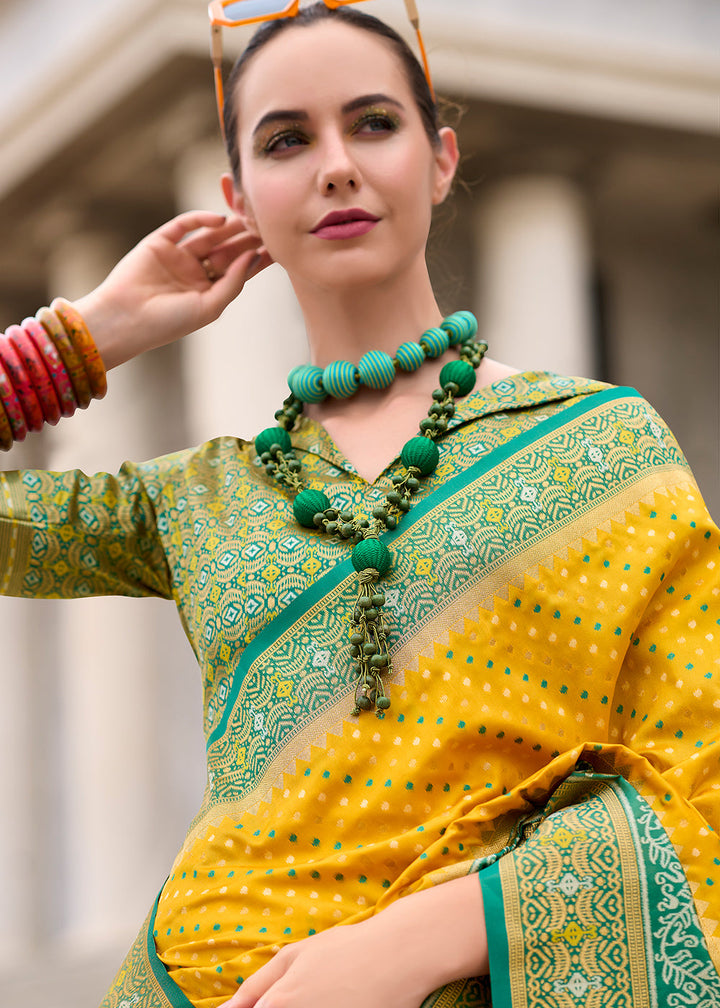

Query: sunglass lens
left=222, top=0, right=292, bottom=19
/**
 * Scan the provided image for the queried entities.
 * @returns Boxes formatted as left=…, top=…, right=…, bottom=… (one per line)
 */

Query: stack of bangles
left=0, top=298, right=106, bottom=450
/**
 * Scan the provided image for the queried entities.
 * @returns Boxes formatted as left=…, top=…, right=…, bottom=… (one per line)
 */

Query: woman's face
left=222, top=20, right=458, bottom=293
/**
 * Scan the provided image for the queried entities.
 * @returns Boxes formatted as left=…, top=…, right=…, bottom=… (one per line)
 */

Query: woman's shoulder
left=133, top=434, right=259, bottom=492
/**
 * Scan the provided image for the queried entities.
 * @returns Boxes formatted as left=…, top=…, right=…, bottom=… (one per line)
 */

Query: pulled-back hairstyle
left=223, top=2, right=440, bottom=182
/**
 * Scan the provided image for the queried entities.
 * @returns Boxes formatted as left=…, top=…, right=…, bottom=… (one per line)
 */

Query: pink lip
left=312, top=208, right=380, bottom=240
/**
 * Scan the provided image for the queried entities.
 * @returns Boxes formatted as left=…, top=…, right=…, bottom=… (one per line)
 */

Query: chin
left=295, top=245, right=424, bottom=293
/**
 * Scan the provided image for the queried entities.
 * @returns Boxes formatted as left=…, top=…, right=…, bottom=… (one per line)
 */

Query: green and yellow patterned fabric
left=1, top=373, right=718, bottom=1007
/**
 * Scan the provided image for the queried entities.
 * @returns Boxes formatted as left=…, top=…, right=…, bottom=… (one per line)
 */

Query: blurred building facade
left=0, top=1, right=717, bottom=1004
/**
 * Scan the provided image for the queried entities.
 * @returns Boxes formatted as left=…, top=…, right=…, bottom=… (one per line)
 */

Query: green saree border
left=145, top=892, right=196, bottom=1007
left=209, top=384, right=641, bottom=746
left=476, top=773, right=720, bottom=1008
left=479, top=861, right=512, bottom=1008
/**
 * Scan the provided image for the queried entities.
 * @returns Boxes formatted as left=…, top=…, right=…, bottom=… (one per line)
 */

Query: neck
left=290, top=262, right=443, bottom=367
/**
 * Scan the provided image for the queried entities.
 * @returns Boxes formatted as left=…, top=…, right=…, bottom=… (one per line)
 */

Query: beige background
left=0, top=1, right=718, bottom=1005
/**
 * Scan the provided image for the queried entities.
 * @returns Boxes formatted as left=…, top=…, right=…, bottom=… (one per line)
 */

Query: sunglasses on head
left=208, top=0, right=435, bottom=139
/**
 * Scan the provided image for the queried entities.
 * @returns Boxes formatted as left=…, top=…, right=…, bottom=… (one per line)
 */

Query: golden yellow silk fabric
left=1, top=374, right=717, bottom=1007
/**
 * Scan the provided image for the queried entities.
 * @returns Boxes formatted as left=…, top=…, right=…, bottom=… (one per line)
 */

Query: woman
left=1, top=6, right=718, bottom=1007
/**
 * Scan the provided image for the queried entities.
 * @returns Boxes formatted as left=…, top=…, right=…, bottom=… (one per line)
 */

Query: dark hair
left=223, top=3, right=440, bottom=182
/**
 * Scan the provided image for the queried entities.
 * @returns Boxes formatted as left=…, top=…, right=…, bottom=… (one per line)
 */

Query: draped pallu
left=1, top=374, right=718, bottom=1007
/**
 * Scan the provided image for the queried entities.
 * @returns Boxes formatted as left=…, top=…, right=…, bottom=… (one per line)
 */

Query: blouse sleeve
left=0, top=462, right=172, bottom=600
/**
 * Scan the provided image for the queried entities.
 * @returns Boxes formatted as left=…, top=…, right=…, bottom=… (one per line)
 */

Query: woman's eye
left=264, top=130, right=308, bottom=154
left=353, top=112, right=400, bottom=135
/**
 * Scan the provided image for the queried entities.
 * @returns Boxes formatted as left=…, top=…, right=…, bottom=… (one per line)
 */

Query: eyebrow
left=252, top=93, right=405, bottom=138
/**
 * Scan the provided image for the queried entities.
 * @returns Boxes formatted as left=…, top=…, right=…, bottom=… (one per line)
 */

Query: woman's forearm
left=374, top=873, right=489, bottom=992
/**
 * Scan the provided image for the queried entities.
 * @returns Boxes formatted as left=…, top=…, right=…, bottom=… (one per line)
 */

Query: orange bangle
left=51, top=298, right=107, bottom=399
left=36, top=306, right=93, bottom=409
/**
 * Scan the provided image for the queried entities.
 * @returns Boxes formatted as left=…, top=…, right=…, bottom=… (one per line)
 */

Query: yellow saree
left=1, top=373, right=717, bottom=1006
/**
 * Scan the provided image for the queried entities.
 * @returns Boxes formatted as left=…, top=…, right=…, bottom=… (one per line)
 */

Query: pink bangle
left=0, top=332, right=44, bottom=432
left=36, top=306, right=92, bottom=409
left=6, top=324, right=62, bottom=426
left=22, top=317, right=77, bottom=419
left=0, top=370, right=13, bottom=449
left=51, top=298, right=107, bottom=399
left=0, top=356, right=26, bottom=442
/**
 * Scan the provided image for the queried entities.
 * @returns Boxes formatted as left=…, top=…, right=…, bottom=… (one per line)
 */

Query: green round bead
left=255, top=426, right=292, bottom=458
left=441, top=310, right=478, bottom=346
left=293, top=489, right=332, bottom=529
left=439, top=359, right=477, bottom=397
left=351, top=538, right=392, bottom=576
left=401, top=436, right=440, bottom=476
left=419, top=326, right=450, bottom=359
left=357, top=351, right=396, bottom=390
left=287, top=364, right=326, bottom=404
left=323, top=360, right=360, bottom=399
left=376, top=696, right=391, bottom=711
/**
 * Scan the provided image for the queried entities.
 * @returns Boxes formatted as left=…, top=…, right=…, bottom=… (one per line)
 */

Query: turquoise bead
left=288, top=364, right=326, bottom=404
left=439, top=360, right=477, bottom=397
left=255, top=426, right=292, bottom=457
left=293, top=489, right=332, bottom=529
left=395, top=341, right=426, bottom=372
left=419, top=327, right=450, bottom=358
left=323, top=361, right=360, bottom=399
left=401, top=436, right=439, bottom=476
left=351, top=539, right=392, bottom=576
left=357, top=351, right=395, bottom=389
left=441, top=311, right=478, bottom=346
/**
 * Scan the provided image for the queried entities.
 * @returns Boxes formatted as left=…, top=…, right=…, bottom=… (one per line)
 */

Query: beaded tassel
left=350, top=572, right=392, bottom=715
left=255, top=312, right=487, bottom=718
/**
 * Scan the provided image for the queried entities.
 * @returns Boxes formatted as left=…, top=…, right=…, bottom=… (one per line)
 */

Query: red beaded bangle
left=6, top=324, right=62, bottom=426
left=22, top=316, right=77, bottom=419
left=36, top=306, right=92, bottom=409
left=0, top=371, right=13, bottom=450
left=51, top=298, right=107, bottom=399
left=0, top=356, right=28, bottom=442
left=0, top=332, right=44, bottom=432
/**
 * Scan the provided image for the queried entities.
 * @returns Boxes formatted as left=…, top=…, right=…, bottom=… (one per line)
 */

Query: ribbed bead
left=255, top=426, right=292, bottom=457
left=351, top=538, right=392, bottom=576
left=441, top=311, right=478, bottom=346
left=439, top=359, right=477, bottom=397
left=419, top=326, right=450, bottom=358
left=288, top=363, right=326, bottom=404
left=401, top=436, right=440, bottom=475
left=293, top=489, right=332, bottom=529
left=395, top=341, right=426, bottom=372
left=357, top=351, right=395, bottom=390
left=323, top=360, right=360, bottom=399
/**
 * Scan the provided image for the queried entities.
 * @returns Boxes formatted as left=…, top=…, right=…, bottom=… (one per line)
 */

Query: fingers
left=202, top=234, right=270, bottom=281
left=155, top=210, right=229, bottom=245
left=217, top=947, right=290, bottom=1008
left=179, top=215, right=254, bottom=260
left=200, top=248, right=273, bottom=321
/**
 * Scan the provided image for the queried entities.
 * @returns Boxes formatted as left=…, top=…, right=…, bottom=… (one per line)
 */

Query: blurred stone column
left=45, top=233, right=166, bottom=951
left=174, top=140, right=306, bottom=444
left=475, top=175, right=596, bottom=377
left=0, top=434, right=55, bottom=963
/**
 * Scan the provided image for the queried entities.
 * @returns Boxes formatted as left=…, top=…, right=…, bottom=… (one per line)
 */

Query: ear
left=431, top=127, right=460, bottom=206
left=221, top=172, right=260, bottom=237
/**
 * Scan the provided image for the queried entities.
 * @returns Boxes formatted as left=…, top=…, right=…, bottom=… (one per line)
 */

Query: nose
left=316, top=130, right=360, bottom=194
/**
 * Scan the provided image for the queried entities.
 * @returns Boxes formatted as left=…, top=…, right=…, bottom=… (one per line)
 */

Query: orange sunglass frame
left=208, top=0, right=435, bottom=139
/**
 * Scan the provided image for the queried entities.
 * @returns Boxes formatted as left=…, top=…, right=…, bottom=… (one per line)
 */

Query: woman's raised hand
left=73, top=211, right=273, bottom=370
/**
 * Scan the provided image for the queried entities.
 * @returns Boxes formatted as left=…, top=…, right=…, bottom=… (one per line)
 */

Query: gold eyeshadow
left=349, top=106, right=402, bottom=133
left=253, top=122, right=309, bottom=157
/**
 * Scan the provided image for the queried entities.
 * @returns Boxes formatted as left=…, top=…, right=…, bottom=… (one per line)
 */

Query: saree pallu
left=95, top=380, right=719, bottom=1008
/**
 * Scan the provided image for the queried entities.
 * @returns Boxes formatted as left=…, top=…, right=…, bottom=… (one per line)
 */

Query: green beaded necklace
left=255, top=311, right=487, bottom=718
